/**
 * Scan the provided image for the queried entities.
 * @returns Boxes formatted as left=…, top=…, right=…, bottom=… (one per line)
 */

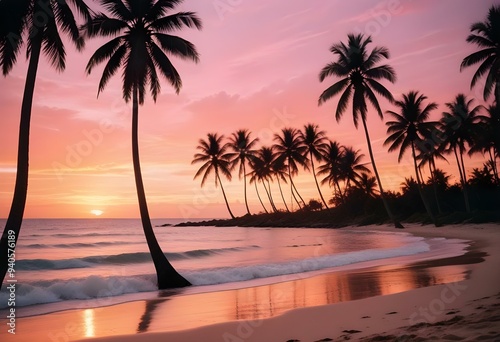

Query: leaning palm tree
left=299, top=123, right=329, bottom=209
left=273, top=128, right=308, bottom=209
left=318, top=33, right=402, bottom=228
left=317, top=140, right=344, bottom=204
left=226, top=129, right=259, bottom=215
left=83, top=0, right=202, bottom=289
left=0, top=0, right=91, bottom=286
left=193, top=133, right=235, bottom=219
left=460, top=5, right=500, bottom=103
left=440, top=94, right=483, bottom=213
left=384, top=91, right=438, bottom=225
left=258, top=146, right=280, bottom=212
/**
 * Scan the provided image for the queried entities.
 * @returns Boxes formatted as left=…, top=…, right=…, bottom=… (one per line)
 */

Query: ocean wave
left=0, top=240, right=431, bottom=308
left=16, top=246, right=261, bottom=271
left=24, top=241, right=141, bottom=249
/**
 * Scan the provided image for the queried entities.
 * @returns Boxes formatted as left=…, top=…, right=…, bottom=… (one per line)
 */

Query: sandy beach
left=0, top=223, right=497, bottom=342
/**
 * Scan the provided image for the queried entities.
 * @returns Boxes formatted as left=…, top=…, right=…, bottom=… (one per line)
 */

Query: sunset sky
left=0, top=0, right=496, bottom=219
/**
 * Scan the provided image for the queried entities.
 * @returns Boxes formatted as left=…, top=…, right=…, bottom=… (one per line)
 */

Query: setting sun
left=90, top=210, right=104, bottom=216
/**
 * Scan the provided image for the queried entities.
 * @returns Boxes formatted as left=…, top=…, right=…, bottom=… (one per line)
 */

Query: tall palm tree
left=193, top=133, right=235, bottom=219
left=83, top=0, right=202, bottom=289
left=460, top=5, right=500, bottom=103
left=440, top=94, right=483, bottom=213
left=317, top=140, right=344, bottom=204
left=299, top=123, right=329, bottom=209
left=0, top=0, right=91, bottom=286
left=273, top=128, right=308, bottom=209
left=384, top=91, right=438, bottom=225
left=318, top=33, right=402, bottom=228
left=226, top=129, right=258, bottom=215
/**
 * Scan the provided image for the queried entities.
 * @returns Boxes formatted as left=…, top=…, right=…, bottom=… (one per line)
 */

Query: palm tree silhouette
left=248, top=153, right=270, bottom=214
left=354, top=173, right=378, bottom=198
left=440, top=94, right=483, bottom=213
left=272, top=157, right=291, bottom=212
left=417, top=125, right=448, bottom=215
left=339, top=147, right=370, bottom=192
left=384, top=91, right=439, bottom=226
left=471, top=104, right=500, bottom=183
left=273, top=128, right=308, bottom=210
left=0, top=0, right=91, bottom=286
left=299, top=124, right=329, bottom=209
left=226, top=129, right=259, bottom=215
left=461, top=5, right=500, bottom=103
left=83, top=0, right=202, bottom=289
left=317, top=141, right=344, bottom=204
left=193, top=133, right=236, bottom=219
left=318, top=33, right=402, bottom=228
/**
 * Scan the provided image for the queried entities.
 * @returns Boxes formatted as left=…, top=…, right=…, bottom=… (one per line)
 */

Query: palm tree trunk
left=288, top=165, right=302, bottom=210
left=276, top=176, right=290, bottom=212
left=132, top=86, right=190, bottom=289
left=458, top=148, right=471, bottom=213
left=411, top=143, right=438, bottom=226
left=310, top=152, right=329, bottom=209
left=429, top=159, right=443, bottom=215
left=242, top=162, right=251, bottom=215
left=291, top=178, right=306, bottom=206
left=254, top=181, right=268, bottom=213
left=453, top=146, right=470, bottom=213
left=361, top=118, right=403, bottom=228
left=215, top=171, right=235, bottom=219
left=0, top=35, right=42, bottom=287
left=263, top=180, right=278, bottom=213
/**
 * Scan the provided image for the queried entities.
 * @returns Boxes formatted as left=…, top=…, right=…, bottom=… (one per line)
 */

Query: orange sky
left=0, top=0, right=496, bottom=219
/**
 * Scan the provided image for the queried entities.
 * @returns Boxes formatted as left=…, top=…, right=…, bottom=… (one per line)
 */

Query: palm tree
left=417, top=126, right=448, bottom=214
left=384, top=91, right=438, bottom=225
left=248, top=153, right=269, bottom=214
left=273, top=128, right=308, bottom=209
left=339, top=147, right=371, bottom=192
left=193, top=133, right=235, bottom=219
left=440, top=94, right=483, bottom=213
left=460, top=5, right=500, bottom=103
left=83, top=0, right=202, bottom=289
left=258, top=146, right=280, bottom=212
left=0, top=0, right=91, bottom=286
left=318, top=33, right=402, bottom=228
left=226, top=129, right=259, bottom=215
left=299, top=123, right=329, bottom=209
left=470, top=104, right=500, bottom=183
left=354, top=173, right=378, bottom=198
left=271, top=157, right=291, bottom=212
left=317, top=140, right=344, bottom=204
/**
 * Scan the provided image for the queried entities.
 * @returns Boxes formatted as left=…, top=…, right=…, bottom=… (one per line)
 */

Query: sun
left=90, top=209, right=104, bottom=216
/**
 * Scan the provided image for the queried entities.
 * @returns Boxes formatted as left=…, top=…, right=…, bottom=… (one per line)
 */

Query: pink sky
left=0, top=0, right=496, bottom=219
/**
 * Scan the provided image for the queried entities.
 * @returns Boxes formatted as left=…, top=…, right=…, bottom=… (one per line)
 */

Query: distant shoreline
left=174, top=209, right=500, bottom=228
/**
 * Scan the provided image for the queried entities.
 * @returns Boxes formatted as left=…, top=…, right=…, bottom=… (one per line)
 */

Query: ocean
left=0, top=219, right=469, bottom=318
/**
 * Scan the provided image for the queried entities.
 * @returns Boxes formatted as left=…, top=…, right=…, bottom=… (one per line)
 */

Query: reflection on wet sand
left=140, top=250, right=484, bottom=332
left=15, top=250, right=485, bottom=341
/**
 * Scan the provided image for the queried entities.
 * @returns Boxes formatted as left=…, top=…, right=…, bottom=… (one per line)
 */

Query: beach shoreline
left=1, top=223, right=498, bottom=342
